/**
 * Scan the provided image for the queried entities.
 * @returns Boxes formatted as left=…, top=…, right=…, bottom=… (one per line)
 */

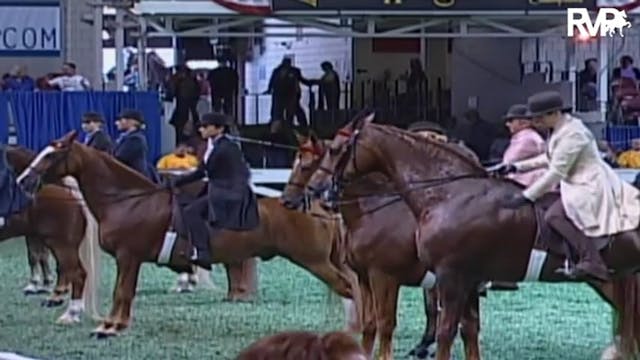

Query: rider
left=170, top=113, right=259, bottom=269
left=494, top=90, right=640, bottom=282
left=113, top=109, right=159, bottom=182
left=81, top=112, right=113, bottom=153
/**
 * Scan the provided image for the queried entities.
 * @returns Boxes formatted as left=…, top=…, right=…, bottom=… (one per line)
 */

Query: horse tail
left=611, top=274, right=640, bottom=356
left=63, top=176, right=102, bottom=321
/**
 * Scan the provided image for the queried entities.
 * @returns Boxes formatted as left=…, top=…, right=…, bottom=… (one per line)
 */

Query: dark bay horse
left=17, top=131, right=359, bottom=338
left=4, top=146, right=101, bottom=324
left=306, top=115, right=640, bottom=360
left=281, top=132, right=440, bottom=359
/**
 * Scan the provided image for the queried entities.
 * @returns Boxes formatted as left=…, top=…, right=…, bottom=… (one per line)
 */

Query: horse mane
left=74, top=142, right=156, bottom=189
left=369, top=124, right=486, bottom=174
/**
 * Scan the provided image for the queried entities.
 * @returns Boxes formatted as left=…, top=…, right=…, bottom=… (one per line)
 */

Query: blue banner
left=11, top=91, right=162, bottom=161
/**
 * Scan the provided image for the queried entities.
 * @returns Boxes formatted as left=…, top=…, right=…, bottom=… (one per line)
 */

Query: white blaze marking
left=523, top=249, right=548, bottom=282
left=421, top=270, right=437, bottom=289
left=16, top=145, right=56, bottom=184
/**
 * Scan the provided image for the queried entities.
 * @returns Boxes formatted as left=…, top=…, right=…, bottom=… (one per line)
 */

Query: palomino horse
left=306, top=114, right=640, bottom=360
left=281, top=132, right=440, bottom=359
left=4, top=146, right=101, bottom=323
left=17, top=131, right=359, bottom=338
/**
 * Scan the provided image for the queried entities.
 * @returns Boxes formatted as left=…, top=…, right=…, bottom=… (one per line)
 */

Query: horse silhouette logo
left=603, top=10, right=632, bottom=37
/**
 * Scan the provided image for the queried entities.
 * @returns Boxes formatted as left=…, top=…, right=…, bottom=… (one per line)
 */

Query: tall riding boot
left=550, top=218, right=610, bottom=282
left=189, top=223, right=212, bottom=270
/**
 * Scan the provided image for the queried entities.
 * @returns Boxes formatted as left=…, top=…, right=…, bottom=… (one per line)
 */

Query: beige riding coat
left=514, top=115, right=640, bottom=237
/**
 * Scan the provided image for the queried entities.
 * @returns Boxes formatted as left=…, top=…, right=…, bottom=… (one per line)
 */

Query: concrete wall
left=243, top=19, right=352, bottom=124
left=0, top=0, right=100, bottom=87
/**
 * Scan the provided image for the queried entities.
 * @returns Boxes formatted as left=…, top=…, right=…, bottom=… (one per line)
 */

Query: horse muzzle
left=17, top=171, right=40, bottom=196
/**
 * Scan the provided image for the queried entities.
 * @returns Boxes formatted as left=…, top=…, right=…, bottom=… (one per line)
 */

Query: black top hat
left=82, top=112, right=104, bottom=123
left=526, top=90, right=572, bottom=118
left=407, top=121, right=445, bottom=135
left=199, top=112, right=231, bottom=128
left=502, top=104, right=531, bottom=122
left=118, top=109, right=144, bottom=124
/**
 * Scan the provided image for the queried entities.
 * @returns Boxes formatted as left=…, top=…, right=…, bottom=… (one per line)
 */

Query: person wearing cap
left=492, top=90, right=640, bottom=282
left=501, top=104, right=547, bottom=187
left=81, top=112, right=113, bottom=153
left=113, top=109, right=157, bottom=181
left=170, top=112, right=259, bottom=269
left=407, top=121, right=480, bottom=162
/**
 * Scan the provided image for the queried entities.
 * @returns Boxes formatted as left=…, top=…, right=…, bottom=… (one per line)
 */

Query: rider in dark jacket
left=113, top=109, right=159, bottom=182
left=171, top=112, right=259, bottom=269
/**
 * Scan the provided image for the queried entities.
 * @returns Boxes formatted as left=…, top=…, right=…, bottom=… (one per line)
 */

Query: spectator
left=315, top=61, right=340, bottom=114
left=81, top=112, right=113, bottom=153
left=236, top=331, right=367, bottom=360
left=156, top=143, right=199, bottom=171
left=3, top=65, right=34, bottom=91
left=616, top=138, right=640, bottom=168
left=265, top=57, right=312, bottom=128
left=577, top=58, right=598, bottom=111
left=169, top=65, right=201, bottom=145
left=612, top=55, right=640, bottom=82
left=265, top=120, right=294, bottom=168
left=48, top=62, right=91, bottom=91
left=208, top=60, right=238, bottom=116
left=453, top=109, right=495, bottom=162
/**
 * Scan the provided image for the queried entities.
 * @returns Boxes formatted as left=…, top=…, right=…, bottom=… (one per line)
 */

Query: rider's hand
left=487, top=163, right=517, bottom=177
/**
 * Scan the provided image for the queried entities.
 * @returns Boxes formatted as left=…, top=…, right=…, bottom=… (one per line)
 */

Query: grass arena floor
left=0, top=238, right=615, bottom=360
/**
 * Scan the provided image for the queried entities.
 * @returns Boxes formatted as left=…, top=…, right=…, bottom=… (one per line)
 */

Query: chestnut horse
left=4, top=146, right=101, bottom=323
left=281, top=133, right=440, bottom=359
left=306, top=114, right=640, bottom=360
left=22, top=237, right=54, bottom=295
left=17, top=131, right=358, bottom=338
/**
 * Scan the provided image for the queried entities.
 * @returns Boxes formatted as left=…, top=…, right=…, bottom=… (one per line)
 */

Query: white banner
left=0, top=5, right=61, bottom=55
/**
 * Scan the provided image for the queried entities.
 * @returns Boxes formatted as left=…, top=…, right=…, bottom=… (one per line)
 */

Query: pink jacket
left=502, top=128, right=546, bottom=187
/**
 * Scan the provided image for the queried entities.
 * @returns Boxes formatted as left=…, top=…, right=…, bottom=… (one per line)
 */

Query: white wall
left=243, top=19, right=352, bottom=125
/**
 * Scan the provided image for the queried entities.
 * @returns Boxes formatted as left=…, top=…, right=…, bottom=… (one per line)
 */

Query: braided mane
left=368, top=124, right=486, bottom=174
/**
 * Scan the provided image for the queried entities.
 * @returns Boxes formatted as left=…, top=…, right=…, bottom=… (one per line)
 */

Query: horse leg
left=224, top=259, right=258, bottom=302
left=92, top=254, right=141, bottom=338
left=369, top=270, right=400, bottom=360
left=173, top=272, right=193, bottom=293
left=358, top=271, right=377, bottom=358
left=41, top=244, right=71, bottom=308
left=39, top=248, right=54, bottom=291
left=409, top=288, right=439, bottom=359
left=55, top=248, right=87, bottom=325
left=23, top=237, right=44, bottom=295
left=459, top=290, right=481, bottom=360
left=434, top=272, right=467, bottom=360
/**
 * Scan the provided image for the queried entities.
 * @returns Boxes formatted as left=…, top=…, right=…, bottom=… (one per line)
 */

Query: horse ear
left=354, top=112, right=375, bottom=130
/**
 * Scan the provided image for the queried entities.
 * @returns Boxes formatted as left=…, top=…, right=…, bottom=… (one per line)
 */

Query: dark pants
left=544, top=198, right=608, bottom=277
left=271, top=95, right=308, bottom=128
left=212, top=94, right=234, bottom=116
left=183, top=196, right=211, bottom=258
left=172, top=100, right=199, bottom=146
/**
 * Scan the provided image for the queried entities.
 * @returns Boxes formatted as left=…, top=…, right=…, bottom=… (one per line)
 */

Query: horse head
left=17, top=130, right=84, bottom=194
left=280, top=130, right=328, bottom=210
left=307, top=111, right=376, bottom=198
left=5, top=146, right=36, bottom=174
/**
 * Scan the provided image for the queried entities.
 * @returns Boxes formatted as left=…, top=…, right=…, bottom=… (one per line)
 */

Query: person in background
left=265, top=58, right=312, bottom=128
left=81, top=112, right=113, bottom=153
left=208, top=60, right=238, bottom=116
left=597, top=140, right=618, bottom=168
left=265, top=120, right=295, bottom=168
left=316, top=61, right=341, bottom=114
left=236, top=331, right=367, bottom=360
left=617, top=138, right=640, bottom=169
left=3, top=65, right=34, bottom=92
left=578, top=58, right=598, bottom=111
left=169, top=65, right=201, bottom=145
left=454, top=109, right=495, bottom=161
left=612, top=55, right=640, bottom=82
left=113, top=109, right=158, bottom=182
left=48, top=62, right=91, bottom=91
left=156, top=143, right=199, bottom=171
left=407, top=121, right=479, bottom=162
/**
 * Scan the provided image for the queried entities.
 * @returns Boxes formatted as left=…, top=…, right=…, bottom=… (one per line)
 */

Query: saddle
left=532, top=192, right=611, bottom=261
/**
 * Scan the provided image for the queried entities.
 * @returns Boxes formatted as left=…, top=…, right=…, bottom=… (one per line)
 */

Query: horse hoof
left=41, top=298, right=64, bottom=308
left=23, top=284, right=38, bottom=296
left=90, top=326, right=117, bottom=339
left=36, top=287, right=51, bottom=295
left=56, top=313, right=81, bottom=325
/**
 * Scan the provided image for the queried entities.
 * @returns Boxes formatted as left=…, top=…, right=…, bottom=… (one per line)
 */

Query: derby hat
left=526, top=90, right=572, bottom=118
left=407, top=121, right=446, bottom=135
left=502, top=104, right=531, bottom=122
left=199, top=112, right=231, bottom=128
left=117, top=109, right=144, bottom=124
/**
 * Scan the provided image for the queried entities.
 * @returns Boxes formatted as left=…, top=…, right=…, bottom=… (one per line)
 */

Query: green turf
left=0, top=237, right=613, bottom=360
